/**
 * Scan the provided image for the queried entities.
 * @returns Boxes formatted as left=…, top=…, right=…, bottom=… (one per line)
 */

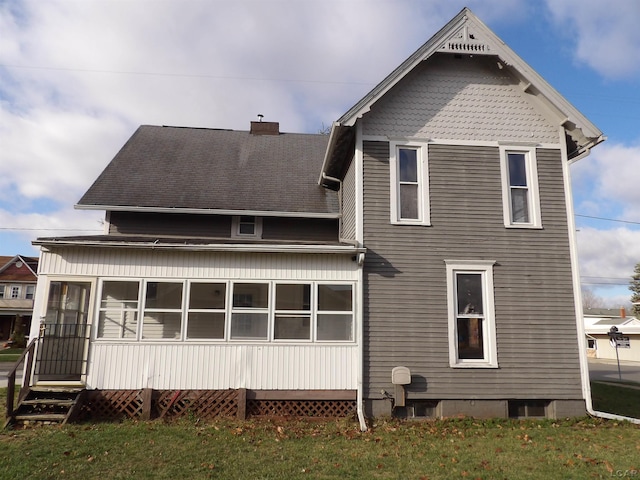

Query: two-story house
left=22, top=8, right=603, bottom=425
left=0, top=255, right=38, bottom=346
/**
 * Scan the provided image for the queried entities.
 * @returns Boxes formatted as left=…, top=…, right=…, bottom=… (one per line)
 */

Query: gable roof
left=77, top=126, right=338, bottom=217
left=321, top=7, right=604, bottom=182
left=0, top=255, right=39, bottom=280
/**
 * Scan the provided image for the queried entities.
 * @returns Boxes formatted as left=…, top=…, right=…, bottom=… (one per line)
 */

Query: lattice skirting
left=77, top=389, right=356, bottom=421
left=248, top=400, right=356, bottom=418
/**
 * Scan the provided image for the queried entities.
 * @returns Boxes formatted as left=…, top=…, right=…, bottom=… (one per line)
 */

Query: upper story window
left=232, top=215, right=263, bottom=238
left=25, top=285, right=35, bottom=300
left=0, top=285, right=5, bottom=299
left=389, top=142, right=430, bottom=225
left=10, top=285, right=21, bottom=299
left=499, top=147, right=541, bottom=228
left=445, top=260, right=497, bottom=368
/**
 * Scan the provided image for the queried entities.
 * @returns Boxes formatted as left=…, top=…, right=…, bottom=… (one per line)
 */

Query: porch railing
left=33, top=323, right=90, bottom=382
left=5, top=338, right=36, bottom=421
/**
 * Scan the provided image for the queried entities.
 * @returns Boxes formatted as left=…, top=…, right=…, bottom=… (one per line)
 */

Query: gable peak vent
left=440, top=24, right=489, bottom=54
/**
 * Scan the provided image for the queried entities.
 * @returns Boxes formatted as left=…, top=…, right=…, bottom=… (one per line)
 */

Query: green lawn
left=1, top=384, right=639, bottom=480
left=0, top=348, right=23, bottom=363
left=591, top=381, right=640, bottom=418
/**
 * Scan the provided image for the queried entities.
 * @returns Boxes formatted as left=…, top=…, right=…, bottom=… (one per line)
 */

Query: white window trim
left=231, top=215, right=263, bottom=238
left=389, top=141, right=430, bottom=225
left=445, top=260, right=498, bottom=368
left=10, top=285, right=21, bottom=299
left=94, top=278, right=355, bottom=344
left=499, top=146, right=542, bottom=229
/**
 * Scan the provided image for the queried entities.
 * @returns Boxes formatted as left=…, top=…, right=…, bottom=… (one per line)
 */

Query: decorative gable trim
left=439, top=24, right=490, bottom=54
left=322, top=6, right=604, bottom=180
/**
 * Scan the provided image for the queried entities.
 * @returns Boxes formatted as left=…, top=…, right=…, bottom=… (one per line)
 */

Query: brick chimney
left=620, top=306, right=626, bottom=319
left=250, top=121, right=279, bottom=135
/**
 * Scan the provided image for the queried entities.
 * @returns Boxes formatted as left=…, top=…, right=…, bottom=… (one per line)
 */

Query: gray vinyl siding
left=108, top=211, right=338, bottom=243
left=108, top=211, right=232, bottom=237
left=363, top=141, right=582, bottom=400
left=262, top=217, right=338, bottom=242
left=341, top=156, right=357, bottom=241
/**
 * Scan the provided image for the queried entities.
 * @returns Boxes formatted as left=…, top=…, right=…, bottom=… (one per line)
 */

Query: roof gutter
left=74, top=204, right=341, bottom=220
left=319, top=122, right=342, bottom=184
left=32, top=239, right=365, bottom=255
left=567, top=134, right=606, bottom=165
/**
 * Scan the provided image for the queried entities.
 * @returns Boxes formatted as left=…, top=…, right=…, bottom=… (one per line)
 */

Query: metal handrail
left=5, top=338, right=36, bottom=421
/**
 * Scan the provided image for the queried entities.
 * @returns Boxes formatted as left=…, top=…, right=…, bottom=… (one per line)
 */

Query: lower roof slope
left=77, top=125, right=338, bottom=216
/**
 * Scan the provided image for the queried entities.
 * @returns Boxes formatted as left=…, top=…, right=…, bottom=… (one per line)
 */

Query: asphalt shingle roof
left=78, top=126, right=338, bottom=215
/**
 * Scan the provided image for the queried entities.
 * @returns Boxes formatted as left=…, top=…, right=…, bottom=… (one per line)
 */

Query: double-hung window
left=97, top=281, right=140, bottom=339
left=230, top=283, right=270, bottom=340
left=500, top=147, right=541, bottom=228
left=390, top=142, right=430, bottom=225
left=142, top=282, right=183, bottom=339
left=186, top=282, right=226, bottom=339
left=445, top=260, right=497, bottom=368
left=274, top=284, right=311, bottom=340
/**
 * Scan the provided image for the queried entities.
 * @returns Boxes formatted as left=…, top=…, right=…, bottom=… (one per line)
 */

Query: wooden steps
left=6, top=387, right=86, bottom=427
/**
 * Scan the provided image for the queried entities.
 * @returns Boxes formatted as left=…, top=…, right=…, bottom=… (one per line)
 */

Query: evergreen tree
left=631, top=262, right=640, bottom=317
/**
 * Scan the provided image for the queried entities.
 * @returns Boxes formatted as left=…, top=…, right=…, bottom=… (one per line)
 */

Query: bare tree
left=630, top=262, right=640, bottom=317
left=582, top=286, right=605, bottom=310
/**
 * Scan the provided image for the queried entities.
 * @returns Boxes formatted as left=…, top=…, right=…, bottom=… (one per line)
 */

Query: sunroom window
left=94, top=280, right=355, bottom=343
left=97, top=281, right=140, bottom=339
left=274, top=284, right=311, bottom=340
left=142, top=282, right=183, bottom=339
left=186, top=282, right=226, bottom=339
left=230, top=283, right=269, bottom=340
left=317, top=284, right=353, bottom=341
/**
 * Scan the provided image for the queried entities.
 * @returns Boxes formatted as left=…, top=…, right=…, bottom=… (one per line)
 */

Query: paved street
left=0, top=363, right=23, bottom=389
left=587, top=358, right=640, bottom=384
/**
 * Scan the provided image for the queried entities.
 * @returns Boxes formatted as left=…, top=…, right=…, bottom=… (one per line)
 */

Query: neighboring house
left=25, top=8, right=604, bottom=423
left=585, top=308, right=640, bottom=362
left=0, top=255, right=38, bottom=345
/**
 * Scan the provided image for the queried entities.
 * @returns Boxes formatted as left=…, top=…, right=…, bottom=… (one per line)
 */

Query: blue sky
left=1, top=0, right=639, bottom=308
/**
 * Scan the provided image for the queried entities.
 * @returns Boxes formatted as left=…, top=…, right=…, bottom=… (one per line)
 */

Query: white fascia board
left=32, top=239, right=365, bottom=255
left=74, top=204, right=340, bottom=219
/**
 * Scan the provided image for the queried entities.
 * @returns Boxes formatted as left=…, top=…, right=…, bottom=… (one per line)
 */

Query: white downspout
left=356, top=252, right=367, bottom=431
left=560, top=127, right=640, bottom=424
left=354, top=122, right=367, bottom=432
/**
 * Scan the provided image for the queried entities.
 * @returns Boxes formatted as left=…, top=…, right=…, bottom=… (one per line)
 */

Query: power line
left=575, top=214, right=640, bottom=226
left=0, top=63, right=374, bottom=86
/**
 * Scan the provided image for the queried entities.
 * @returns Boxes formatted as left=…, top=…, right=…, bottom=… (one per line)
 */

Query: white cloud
left=572, top=142, right=640, bottom=222
left=578, top=227, right=640, bottom=278
left=544, top=0, right=640, bottom=79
